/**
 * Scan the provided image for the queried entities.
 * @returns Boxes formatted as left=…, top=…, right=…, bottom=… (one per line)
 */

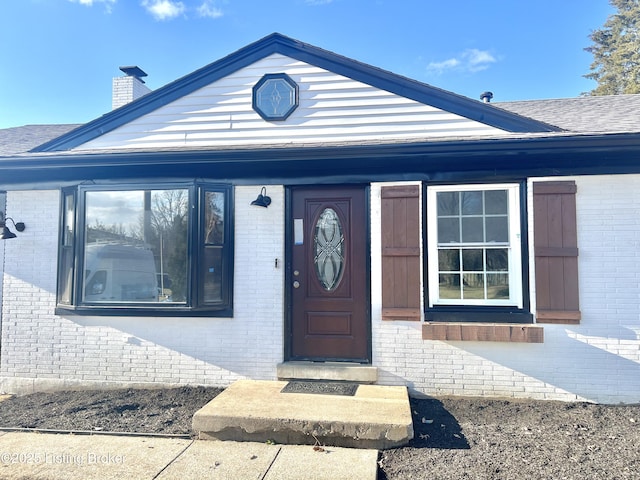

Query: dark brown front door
left=289, top=186, right=370, bottom=362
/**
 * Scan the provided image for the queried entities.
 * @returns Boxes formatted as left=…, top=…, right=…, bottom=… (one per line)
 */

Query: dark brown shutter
left=381, top=185, right=421, bottom=321
left=533, top=181, right=581, bottom=324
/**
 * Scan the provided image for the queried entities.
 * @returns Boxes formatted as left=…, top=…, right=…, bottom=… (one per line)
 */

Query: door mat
left=281, top=381, right=359, bottom=396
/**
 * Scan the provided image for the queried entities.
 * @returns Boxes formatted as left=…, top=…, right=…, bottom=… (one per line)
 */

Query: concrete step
left=277, top=361, right=378, bottom=383
left=192, top=379, right=413, bottom=450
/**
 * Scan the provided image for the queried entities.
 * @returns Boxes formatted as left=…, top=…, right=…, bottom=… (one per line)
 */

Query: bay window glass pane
left=58, top=192, right=75, bottom=305
left=438, top=218, right=459, bottom=243
left=83, top=189, right=188, bottom=303
left=463, top=273, right=484, bottom=299
left=202, top=247, right=223, bottom=303
left=63, top=193, right=74, bottom=246
left=486, top=217, right=509, bottom=242
left=487, top=273, right=509, bottom=299
left=461, top=217, right=483, bottom=242
left=439, top=274, right=461, bottom=299
left=58, top=248, right=73, bottom=304
left=204, top=192, right=225, bottom=244
left=438, top=249, right=460, bottom=271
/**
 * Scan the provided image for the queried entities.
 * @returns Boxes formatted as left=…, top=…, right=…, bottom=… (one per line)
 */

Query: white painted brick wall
left=3, top=178, right=639, bottom=403
left=372, top=176, right=640, bottom=404
left=112, top=76, right=151, bottom=110
left=0, top=192, right=5, bottom=314
left=1, top=187, right=284, bottom=394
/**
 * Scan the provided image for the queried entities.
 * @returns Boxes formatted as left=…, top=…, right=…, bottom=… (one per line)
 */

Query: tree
left=585, top=0, right=640, bottom=95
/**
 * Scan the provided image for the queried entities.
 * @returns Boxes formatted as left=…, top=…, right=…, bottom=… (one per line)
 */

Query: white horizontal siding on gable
left=75, top=54, right=508, bottom=151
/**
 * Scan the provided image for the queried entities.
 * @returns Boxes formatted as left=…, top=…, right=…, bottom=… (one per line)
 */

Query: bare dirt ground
left=0, top=388, right=639, bottom=479
left=0, top=387, right=222, bottom=435
left=380, top=396, right=640, bottom=480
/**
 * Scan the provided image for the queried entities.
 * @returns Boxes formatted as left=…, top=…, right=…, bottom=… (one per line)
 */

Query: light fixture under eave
left=251, top=187, right=271, bottom=208
left=0, top=216, right=26, bottom=240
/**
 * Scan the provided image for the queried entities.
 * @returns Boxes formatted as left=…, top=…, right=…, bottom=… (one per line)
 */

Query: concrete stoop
left=277, top=361, right=378, bottom=383
left=192, top=379, right=414, bottom=450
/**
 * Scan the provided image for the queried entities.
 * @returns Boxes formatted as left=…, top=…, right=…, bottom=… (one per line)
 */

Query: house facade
left=1, top=34, right=639, bottom=403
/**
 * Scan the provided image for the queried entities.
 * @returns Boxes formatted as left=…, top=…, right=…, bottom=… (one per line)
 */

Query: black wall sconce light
left=250, top=187, right=271, bottom=208
left=0, top=213, right=26, bottom=240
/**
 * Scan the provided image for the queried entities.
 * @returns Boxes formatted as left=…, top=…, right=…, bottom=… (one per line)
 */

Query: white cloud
left=68, top=0, right=116, bottom=12
left=463, top=49, right=497, bottom=72
left=426, top=58, right=460, bottom=74
left=427, top=49, right=497, bottom=75
left=141, top=0, right=186, bottom=21
left=197, top=0, right=224, bottom=18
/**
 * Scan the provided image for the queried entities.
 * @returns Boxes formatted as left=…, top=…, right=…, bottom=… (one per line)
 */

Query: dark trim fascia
left=6, top=133, right=640, bottom=187
left=32, top=34, right=558, bottom=152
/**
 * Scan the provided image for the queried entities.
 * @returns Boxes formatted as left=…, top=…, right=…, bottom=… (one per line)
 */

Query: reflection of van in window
left=83, top=244, right=157, bottom=302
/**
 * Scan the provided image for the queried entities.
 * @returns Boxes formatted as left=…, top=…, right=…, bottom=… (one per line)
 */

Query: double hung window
left=426, top=184, right=523, bottom=309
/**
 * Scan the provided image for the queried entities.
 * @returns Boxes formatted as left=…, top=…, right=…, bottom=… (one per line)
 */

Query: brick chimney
left=112, top=66, right=151, bottom=110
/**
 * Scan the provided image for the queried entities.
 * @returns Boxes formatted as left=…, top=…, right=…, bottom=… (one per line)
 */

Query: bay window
left=56, top=182, right=233, bottom=316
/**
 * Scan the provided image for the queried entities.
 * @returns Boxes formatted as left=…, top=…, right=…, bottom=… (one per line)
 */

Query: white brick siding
left=1, top=187, right=284, bottom=394
left=372, top=175, right=640, bottom=404
left=0, top=192, right=5, bottom=317
left=2, top=176, right=640, bottom=403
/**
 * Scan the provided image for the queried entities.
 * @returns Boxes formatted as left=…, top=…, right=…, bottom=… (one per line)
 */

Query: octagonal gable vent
left=252, top=73, right=299, bottom=121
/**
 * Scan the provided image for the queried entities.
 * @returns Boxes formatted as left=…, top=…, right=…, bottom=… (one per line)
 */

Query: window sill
left=55, top=306, right=233, bottom=318
left=422, top=322, right=543, bottom=343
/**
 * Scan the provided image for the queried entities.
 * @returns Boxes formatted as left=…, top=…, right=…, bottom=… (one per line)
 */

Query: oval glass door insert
left=314, top=208, right=344, bottom=291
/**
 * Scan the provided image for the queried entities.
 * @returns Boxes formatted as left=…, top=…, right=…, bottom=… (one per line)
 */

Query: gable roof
left=33, top=33, right=559, bottom=153
left=496, top=94, right=640, bottom=133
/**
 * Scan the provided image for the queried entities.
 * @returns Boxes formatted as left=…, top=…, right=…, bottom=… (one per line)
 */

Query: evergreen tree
left=585, top=0, right=640, bottom=95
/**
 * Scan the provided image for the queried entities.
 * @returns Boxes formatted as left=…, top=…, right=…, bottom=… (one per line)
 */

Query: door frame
left=284, top=184, right=372, bottom=363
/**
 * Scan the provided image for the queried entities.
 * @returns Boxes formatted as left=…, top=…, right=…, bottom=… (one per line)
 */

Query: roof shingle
left=0, top=124, right=81, bottom=156
left=495, top=94, right=640, bottom=133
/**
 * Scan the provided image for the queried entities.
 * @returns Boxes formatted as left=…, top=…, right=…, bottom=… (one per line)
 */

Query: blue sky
left=0, top=0, right=614, bottom=128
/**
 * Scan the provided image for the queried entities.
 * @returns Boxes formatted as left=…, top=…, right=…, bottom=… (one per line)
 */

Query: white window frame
left=426, top=183, right=523, bottom=308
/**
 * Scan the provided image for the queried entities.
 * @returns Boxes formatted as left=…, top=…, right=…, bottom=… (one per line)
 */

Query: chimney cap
left=119, top=66, right=148, bottom=83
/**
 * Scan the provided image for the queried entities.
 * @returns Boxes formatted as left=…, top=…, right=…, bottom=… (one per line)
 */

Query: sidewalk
left=0, top=431, right=378, bottom=479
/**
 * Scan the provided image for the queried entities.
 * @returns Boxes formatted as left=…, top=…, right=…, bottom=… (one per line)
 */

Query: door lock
left=293, top=281, right=300, bottom=289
